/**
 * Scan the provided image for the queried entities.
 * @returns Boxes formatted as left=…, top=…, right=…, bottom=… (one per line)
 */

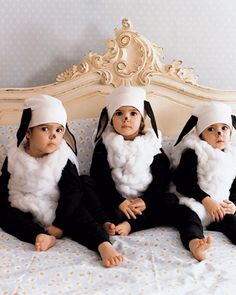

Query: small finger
left=223, top=199, right=231, bottom=204
left=215, top=212, right=221, bottom=222
left=124, top=211, right=131, bottom=219
left=219, top=208, right=225, bottom=219
left=127, top=208, right=136, bottom=219
left=130, top=206, right=141, bottom=214
left=211, top=212, right=216, bottom=222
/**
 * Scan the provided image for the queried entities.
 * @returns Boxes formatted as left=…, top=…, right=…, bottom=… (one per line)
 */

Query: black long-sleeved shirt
left=172, top=148, right=236, bottom=205
left=0, top=157, right=85, bottom=230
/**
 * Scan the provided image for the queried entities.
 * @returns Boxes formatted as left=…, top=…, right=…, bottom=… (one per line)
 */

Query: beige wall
left=0, top=0, right=236, bottom=90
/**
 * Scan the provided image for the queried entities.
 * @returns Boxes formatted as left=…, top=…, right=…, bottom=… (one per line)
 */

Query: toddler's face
left=26, top=123, right=65, bottom=157
left=201, top=123, right=231, bottom=150
left=112, top=106, right=142, bottom=140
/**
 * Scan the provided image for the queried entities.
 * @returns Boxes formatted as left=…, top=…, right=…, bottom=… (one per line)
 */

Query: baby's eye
left=130, top=111, right=138, bottom=116
left=56, top=127, right=64, bottom=133
left=114, top=111, right=123, bottom=116
left=41, top=126, right=49, bottom=132
left=207, top=127, right=214, bottom=132
left=222, top=125, right=229, bottom=131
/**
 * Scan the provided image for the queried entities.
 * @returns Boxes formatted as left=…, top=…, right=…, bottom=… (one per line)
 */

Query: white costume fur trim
left=7, top=139, right=79, bottom=227
left=171, top=132, right=236, bottom=226
left=102, top=126, right=162, bottom=199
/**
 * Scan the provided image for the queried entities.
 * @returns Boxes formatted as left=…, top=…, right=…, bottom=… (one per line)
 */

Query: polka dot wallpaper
left=0, top=0, right=235, bottom=89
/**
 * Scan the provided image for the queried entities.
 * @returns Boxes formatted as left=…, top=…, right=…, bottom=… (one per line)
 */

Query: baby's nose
left=50, top=133, right=56, bottom=139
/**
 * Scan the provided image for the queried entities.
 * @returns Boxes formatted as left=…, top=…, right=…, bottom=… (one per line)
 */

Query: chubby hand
left=220, top=199, right=236, bottom=215
left=119, top=199, right=136, bottom=219
left=202, top=196, right=225, bottom=222
left=46, top=225, right=63, bottom=238
left=129, top=198, right=146, bottom=215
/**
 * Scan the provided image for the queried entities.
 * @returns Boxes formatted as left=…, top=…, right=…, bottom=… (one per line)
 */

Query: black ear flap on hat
left=64, top=124, right=77, bottom=155
left=16, top=108, right=32, bottom=147
left=94, top=107, right=109, bottom=142
left=144, top=101, right=158, bottom=138
left=174, top=115, right=198, bottom=146
left=231, top=115, right=236, bottom=129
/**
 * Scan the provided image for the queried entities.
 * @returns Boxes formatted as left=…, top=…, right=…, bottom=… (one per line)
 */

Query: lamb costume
left=8, top=139, right=77, bottom=227
left=172, top=102, right=236, bottom=243
left=93, top=87, right=163, bottom=202
left=90, top=87, right=205, bottom=248
left=0, top=95, right=110, bottom=251
left=7, top=95, right=78, bottom=227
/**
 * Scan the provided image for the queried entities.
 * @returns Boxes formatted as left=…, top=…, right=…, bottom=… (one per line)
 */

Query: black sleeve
left=172, top=149, right=208, bottom=202
left=0, top=158, right=39, bottom=234
left=0, top=158, right=11, bottom=207
left=90, top=140, right=124, bottom=209
left=141, top=150, right=172, bottom=207
left=53, top=160, right=84, bottom=229
left=229, top=177, right=236, bottom=206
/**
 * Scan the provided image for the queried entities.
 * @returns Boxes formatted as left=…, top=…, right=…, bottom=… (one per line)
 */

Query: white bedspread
left=1, top=226, right=236, bottom=295
left=1, top=120, right=236, bottom=294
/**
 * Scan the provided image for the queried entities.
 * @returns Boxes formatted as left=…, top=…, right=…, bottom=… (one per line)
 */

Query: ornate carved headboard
left=0, top=19, right=235, bottom=136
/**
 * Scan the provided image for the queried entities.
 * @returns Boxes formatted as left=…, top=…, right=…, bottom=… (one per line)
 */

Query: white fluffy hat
left=17, top=94, right=77, bottom=154
left=175, top=101, right=234, bottom=146
left=106, top=87, right=146, bottom=120
left=24, top=94, right=67, bottom=128
left=193, top=102, right=232, bottom=135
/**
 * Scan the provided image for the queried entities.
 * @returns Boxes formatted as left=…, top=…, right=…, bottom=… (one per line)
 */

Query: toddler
left=0, top=94, right=123, bottom=267
left=172, top=102, right=236, bottom=259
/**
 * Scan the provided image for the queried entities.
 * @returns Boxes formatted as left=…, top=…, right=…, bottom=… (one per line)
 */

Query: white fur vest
left=171, top=132, right=236, bottom=226
left=102, top=126, right=162, bottom=199
left=7, top=139, right=79, bottom=227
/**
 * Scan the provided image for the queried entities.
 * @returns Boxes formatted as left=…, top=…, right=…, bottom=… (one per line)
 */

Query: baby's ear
left=25, top=128, right=31, bottom=139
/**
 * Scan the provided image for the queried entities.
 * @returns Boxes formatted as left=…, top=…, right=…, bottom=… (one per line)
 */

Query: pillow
left=67, top=118, right=98, bottom=174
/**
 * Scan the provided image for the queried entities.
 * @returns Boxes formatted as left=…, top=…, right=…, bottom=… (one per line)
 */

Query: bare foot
left=98, top=241, right=123, bottom=267
left=115, top=221, right=131, bottom=236
left=35, top=234, right=56, bottom=252
left=103, top=222, right=116, bottom=235
left=189, top=236, right=213, bottom=261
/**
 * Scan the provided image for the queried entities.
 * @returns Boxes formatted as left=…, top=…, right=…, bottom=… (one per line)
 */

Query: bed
left=1, top=19, right=236, bottom=295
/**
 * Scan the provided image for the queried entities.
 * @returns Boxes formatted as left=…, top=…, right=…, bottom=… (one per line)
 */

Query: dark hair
left=139, top=119, right=145, bottom=134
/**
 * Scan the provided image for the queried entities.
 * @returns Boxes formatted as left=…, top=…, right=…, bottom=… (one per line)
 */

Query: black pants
left=0, top=207, right=46, bottom=244
left=127, top=203, right=203, bottom=250
left=207, top=213, right=236, bottom=244
left=172, top=204, right=204, bottom=250
left=117, top=193, right=204, bottom=250
left=64, top=205, right=109, bottom=251
left=0, top=176, right=110, bottom=252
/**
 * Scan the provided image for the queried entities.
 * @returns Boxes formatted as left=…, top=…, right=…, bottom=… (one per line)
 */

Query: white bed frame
left=1, top=19, right=236, bottom=295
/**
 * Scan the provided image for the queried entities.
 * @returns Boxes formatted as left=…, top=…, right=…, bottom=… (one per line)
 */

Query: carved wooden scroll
left=57, top=19, right=198, bottom=87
